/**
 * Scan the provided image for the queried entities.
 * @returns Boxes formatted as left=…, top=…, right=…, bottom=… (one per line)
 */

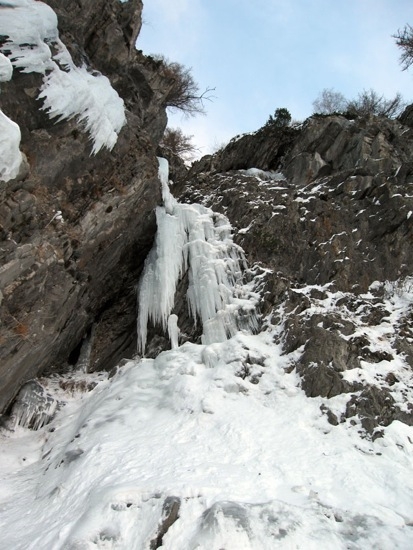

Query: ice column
left=137, top=158, right=258, bottom=354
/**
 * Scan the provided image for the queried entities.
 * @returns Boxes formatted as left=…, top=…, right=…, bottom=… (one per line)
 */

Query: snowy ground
left=1, top=329, right=413, bottom=549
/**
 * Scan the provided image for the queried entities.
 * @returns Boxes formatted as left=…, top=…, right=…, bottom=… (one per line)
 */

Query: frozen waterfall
left=137, top=158, right=258, bottom=353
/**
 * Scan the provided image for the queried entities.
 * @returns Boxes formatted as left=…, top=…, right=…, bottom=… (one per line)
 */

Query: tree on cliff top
left=312, top=88, right=346, bottom=115
left=264, top=107, right=292, bottom=128
left=394, top=24, right=413, bottom=70
left=154, top=55, right=214, bottom=116
left=160, top=127, right=198, bottom=160
left=313, top=88, right=405, bottom=118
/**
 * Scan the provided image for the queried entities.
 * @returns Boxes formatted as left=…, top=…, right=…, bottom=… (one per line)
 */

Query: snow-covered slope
left=1, top=164, right=413, bottom=549
left=1, top=333, right=413, bottom=548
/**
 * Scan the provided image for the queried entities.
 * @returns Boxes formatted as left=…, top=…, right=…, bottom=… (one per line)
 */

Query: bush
left=154, top=55, right=213, bottom=117
left=346, top=89, right=405, bottom=118
left=265, top=107, right=292, bottom=128
left=160, top=127, right=198, bottom=160
left=312, top=88, right=405, bottom=119
left=312, top=88, right=346, bottom=115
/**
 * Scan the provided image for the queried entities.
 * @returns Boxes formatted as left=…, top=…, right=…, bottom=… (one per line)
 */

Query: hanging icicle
left=137, top=158, right=258, bottom=354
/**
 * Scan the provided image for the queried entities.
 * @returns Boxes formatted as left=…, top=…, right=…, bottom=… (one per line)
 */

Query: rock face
left=176, top=113, right=413, bottom=432
left=2, top=1, right=413, bottom=438
left=0, top=0, right=173, bottom=414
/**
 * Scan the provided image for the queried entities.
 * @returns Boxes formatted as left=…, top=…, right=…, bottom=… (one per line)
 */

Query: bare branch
left=153, top=55, right=214, bottom=117
left=312, top=88, right=346, bottom=114
left=394, top=24, right=413, bottom=71
left=346, top=89, right=405, bottom=118
left=160, top=127, right=199, bottom=161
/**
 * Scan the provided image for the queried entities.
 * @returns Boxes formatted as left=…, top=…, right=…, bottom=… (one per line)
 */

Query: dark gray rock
left=190, top=124, right=299, bottom=175
left=176, top=113, right=413, bottom=433
left=399, top=103, right=413, bottom=127
left=0, top=0, right=173, bottom=415
left=150, top=496, right=181, bottom=550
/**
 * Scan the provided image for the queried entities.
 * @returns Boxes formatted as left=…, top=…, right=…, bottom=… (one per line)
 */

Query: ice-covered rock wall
left=0, top=0, right=174, bottom=416
left=9, top=380, right=57, bottom=430
left=137, top=159, right=258, bottom=353
left=0, top=0, right=125, bottom=154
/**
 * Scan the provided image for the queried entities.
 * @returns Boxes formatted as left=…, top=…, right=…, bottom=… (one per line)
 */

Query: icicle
left=10, top=380, right=57, bottom=430
left=137, top=158, right=259, bottom=354
left=167, top=314, right=180, bottom=349
left=76, top=332, right=93, bottom=373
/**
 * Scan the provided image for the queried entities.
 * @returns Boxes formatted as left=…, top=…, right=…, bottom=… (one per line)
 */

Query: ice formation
left=167, top=314, right=180, bottom=350
left=0, top=53, right=24, bottom=182
left=0, top=52, right=13, bottom=82
left=10, top=380, right=57, bottom=430
left=137, top=158, right=258, bottom=353
left=0, top=0, right=125, bottom=154
left=0, top=111, right=24, bottom=182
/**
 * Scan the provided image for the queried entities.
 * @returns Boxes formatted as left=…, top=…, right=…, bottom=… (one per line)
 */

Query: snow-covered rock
left=0, top=110, right=24, bottom=182
left=0, top=0, right=125, bottom=153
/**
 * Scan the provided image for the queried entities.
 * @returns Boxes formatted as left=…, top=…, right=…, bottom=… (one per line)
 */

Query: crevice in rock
left=149, top=496, right=181, bottom=550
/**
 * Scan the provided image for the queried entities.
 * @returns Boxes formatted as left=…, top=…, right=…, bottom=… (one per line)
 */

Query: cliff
left=1, top=0, right=413, bottom=438
left=2, top=4, right=413, bottom=546
left=0, top=0, right=171, bottom=414
left=176, top=112, right=413, bottom=432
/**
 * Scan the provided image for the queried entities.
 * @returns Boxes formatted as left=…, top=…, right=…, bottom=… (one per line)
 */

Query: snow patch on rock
left=0, top=52, right=24, bottom=182
left=0, top=110, right=24, bottom=182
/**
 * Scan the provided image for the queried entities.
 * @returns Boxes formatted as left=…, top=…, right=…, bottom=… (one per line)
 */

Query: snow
left=0, top=52, right=13, bottom=82
left=0, top=52, right=24, bottom=182
left=0, top=0, right=126, bottom=154
left=0, top=110, right=24, bottom=182
left=240, top=168, right=285, bottom=181
left=1, top=332, right=413, bottom=548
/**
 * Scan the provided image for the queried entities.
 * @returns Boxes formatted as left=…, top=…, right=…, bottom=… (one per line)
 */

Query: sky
left=137, top=0, right=413, bottom=158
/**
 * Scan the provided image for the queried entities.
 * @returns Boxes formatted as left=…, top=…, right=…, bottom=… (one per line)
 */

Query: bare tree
left=160, top=127, right=199, bottom=160
left=394, top=24, right=413, bottom=70
left=346, top=89, right=405, bottom=118
left=312, top=88, right=347, bottom=114
left=154, top=55, right=214, bottom=116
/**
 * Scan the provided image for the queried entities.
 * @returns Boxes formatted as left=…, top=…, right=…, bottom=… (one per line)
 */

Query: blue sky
left=138, top=0, right=413, bottom=157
